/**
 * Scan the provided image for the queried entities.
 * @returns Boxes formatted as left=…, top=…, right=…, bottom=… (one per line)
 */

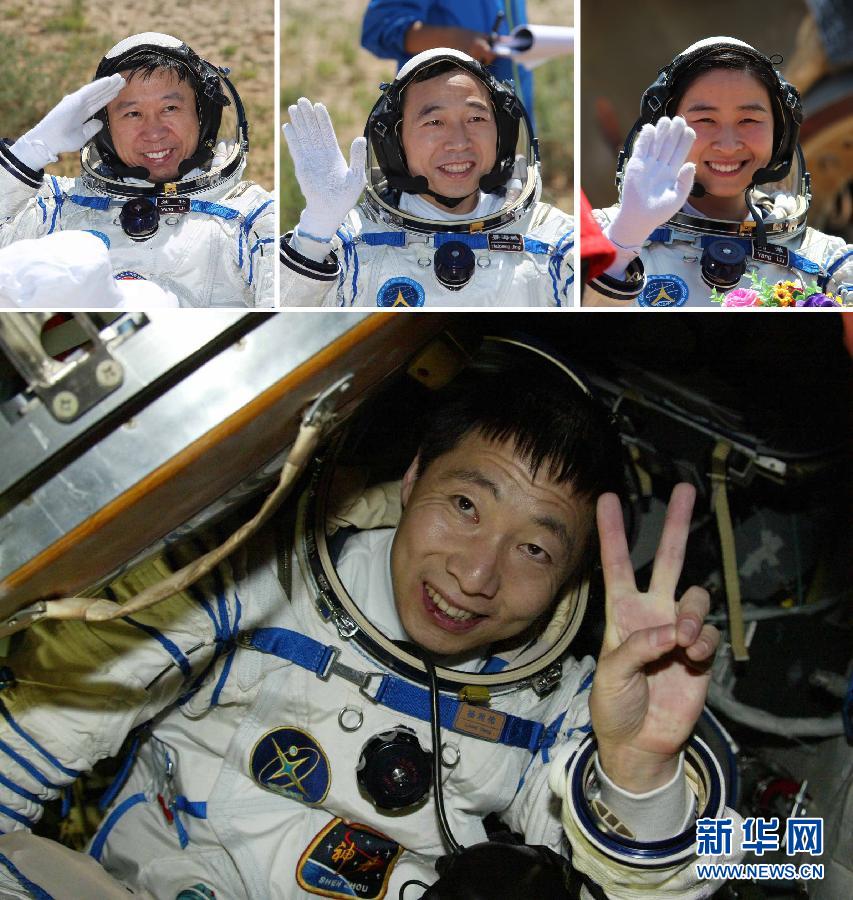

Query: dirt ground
left=0, top=0, right=274, bottom=190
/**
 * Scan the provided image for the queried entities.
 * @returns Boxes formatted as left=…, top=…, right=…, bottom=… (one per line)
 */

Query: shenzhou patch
left=639, top=274, right=689, bottom=307
left=114, top=271, right=147, bottom=280
left=376, top=277, right=426, bottom=307
left=249, top=726, right=330, bottom=805
left=297, top=818, right=403, bottom=899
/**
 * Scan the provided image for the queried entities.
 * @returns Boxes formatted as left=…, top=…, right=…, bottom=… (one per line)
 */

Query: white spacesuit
left=0, top=485, right=737, bottom=899
left=0, top=33, right=274, bottom=309
left=280, top=48, right=573, bottom=307
left=584, top=38, right=853, bottom=308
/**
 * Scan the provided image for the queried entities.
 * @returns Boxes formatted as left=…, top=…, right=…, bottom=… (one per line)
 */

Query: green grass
left=43, top=0, right=88, bottom=34
left=0, top=31, right=108, bottom=154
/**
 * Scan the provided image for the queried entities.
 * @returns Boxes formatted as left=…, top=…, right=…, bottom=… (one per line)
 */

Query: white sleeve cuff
left=290, top=226, right=335, bottom=263
left=593, top=752, right=695, bottom=842
left=602, top=238, right=642, bottom=280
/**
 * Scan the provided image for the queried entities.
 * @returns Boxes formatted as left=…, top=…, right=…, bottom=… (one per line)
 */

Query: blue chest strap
left=361, top=231, right=552, bottom=255
left=647, top=227, right=822, bottom=275
left=243, top=627, right=547, bottom=753
left=67, top=195, right=241, bottom=221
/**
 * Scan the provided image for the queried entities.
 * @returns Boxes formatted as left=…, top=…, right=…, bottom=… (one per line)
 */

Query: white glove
left=283, top=98, right=367, bottom=242
left=10, top=74, right=126, bottom=172
left=606, top=116, right=696, bottom=253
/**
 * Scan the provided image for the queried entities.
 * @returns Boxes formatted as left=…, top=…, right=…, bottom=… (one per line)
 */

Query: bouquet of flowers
left=710, top=272, right=844, bottom=308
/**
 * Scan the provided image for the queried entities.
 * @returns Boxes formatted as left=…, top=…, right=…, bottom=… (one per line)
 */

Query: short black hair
left=409, top=60, right=468, bottom=86
left=667, top=49, right=783, bottom=154
left=402, top=60, right=486, bottom=114
left=416, top=339, right=625, bottom=504
left=120, top=52, right=196, bottom=90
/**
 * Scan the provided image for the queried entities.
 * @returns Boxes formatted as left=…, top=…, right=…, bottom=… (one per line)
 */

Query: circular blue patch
left=249, top=726, right=330, bottom=805
left=639, top=274, right=689, bottom=308
left=376, top=276, right=425, bottom=308
left=114, top=271, right=147, bottom=281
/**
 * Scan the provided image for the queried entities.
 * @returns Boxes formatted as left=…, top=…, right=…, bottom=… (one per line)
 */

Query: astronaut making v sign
left=591, top=483, right=719, bottom=793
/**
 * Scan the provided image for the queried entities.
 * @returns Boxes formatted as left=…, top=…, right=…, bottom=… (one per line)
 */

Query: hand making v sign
left=590, top=483, right=720, bottom=794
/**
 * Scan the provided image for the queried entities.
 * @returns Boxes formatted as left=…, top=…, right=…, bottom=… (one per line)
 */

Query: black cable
left=399, top=879, right=431, bottom=898
left=421, top=652, right=464, bottom=855
left=744, top=186, right=768, bottom=245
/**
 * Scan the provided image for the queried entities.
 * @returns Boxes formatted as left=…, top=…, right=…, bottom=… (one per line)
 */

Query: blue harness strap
left=361, top=231, right=406, bottom=247
left=362, top=231, right=553, bottom=255
left=648, top=227, right=823, bottom=276
left=433, top=232, right=551, bottom=254
left=787, top=250, right=820, bottom=275
left=245, top=628, right=546, bottom=752
left=69, top=194, right=110, bottom=211
left=190, top=199, right=241, bottom=220
left=171, top=796, right=207, bottom=849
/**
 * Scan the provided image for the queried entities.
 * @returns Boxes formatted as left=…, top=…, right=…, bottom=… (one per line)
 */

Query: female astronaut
left=583, top=36, right=852, bottom=308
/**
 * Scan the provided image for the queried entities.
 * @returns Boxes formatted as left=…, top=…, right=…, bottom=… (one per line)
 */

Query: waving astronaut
left=280, top=48, right=574, bottom=307
left=0, top=33, right=274, bottom=308
left=0, top=339, right=741, bottom=899
left=584, top=37, right=853, bottom=308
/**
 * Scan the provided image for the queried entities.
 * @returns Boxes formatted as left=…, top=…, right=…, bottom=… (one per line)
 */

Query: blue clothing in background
left=361, top=0, right=535, bottom=120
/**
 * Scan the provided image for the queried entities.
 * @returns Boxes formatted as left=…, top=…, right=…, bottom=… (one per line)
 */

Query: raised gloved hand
left=283, top=98, right=367, bottom=242
left=589, top=484, right=719, bottom=793
left=606, top=116, right=696, bottom=253
left=10, top=74, right=126, bottom=172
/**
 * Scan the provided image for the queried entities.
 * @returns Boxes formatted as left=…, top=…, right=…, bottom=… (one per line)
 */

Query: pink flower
left=722, top=288, right=761, bottom=308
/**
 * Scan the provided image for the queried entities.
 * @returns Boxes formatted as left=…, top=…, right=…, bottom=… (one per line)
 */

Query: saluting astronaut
left=584, top=37, right=852, bottom=308
left=0, top=33, right=274, bottom=308
left=280, top=48, right=573, bottom=307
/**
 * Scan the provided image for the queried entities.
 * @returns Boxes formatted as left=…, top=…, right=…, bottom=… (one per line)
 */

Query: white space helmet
left=363, top=48, right=540, bottom=232
left=81, top=32, right=248, bottom=198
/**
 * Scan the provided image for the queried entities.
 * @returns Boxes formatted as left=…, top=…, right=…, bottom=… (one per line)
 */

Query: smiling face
left=390, top=431, right=592, bottom=657
left=106, top=68, right=200, bottom=182
left=400, top=68, right=498, bottom=215
left=675, top=68, right=775, bottom=219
